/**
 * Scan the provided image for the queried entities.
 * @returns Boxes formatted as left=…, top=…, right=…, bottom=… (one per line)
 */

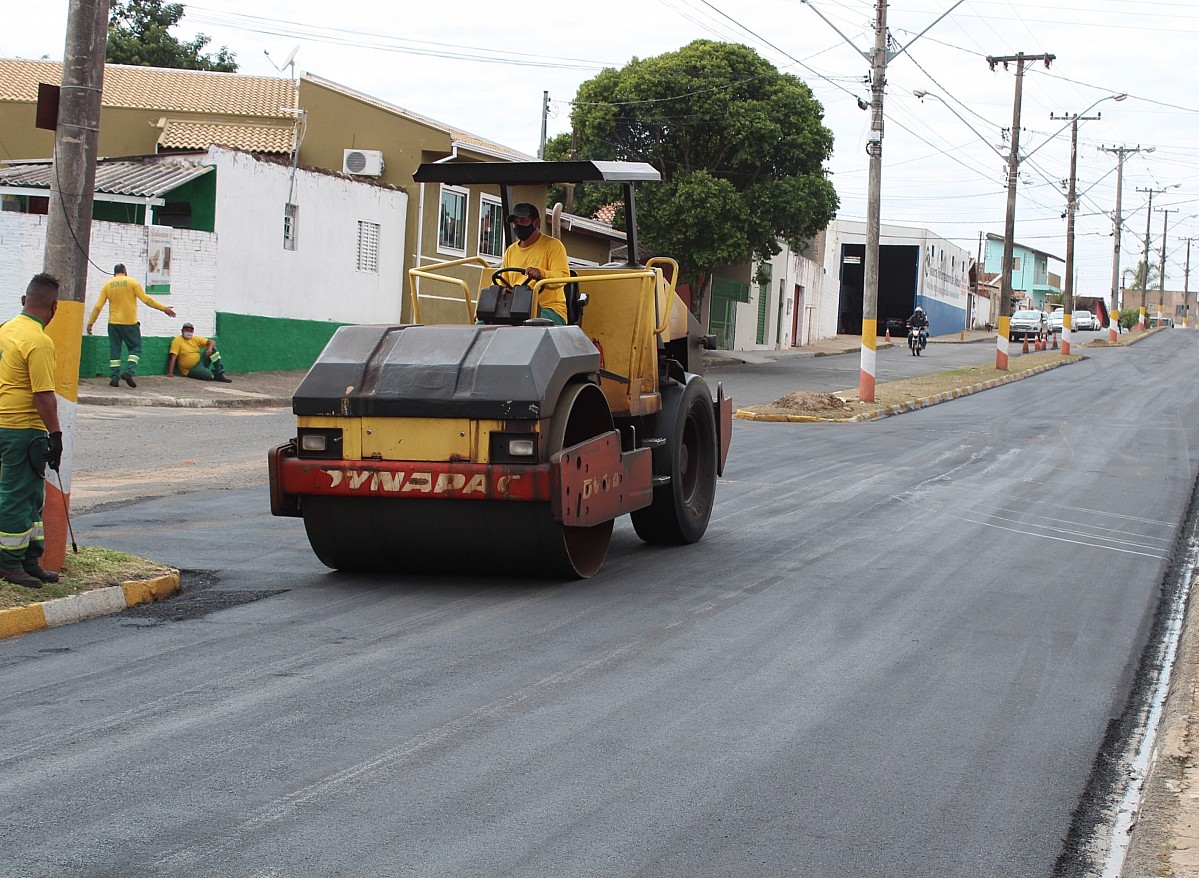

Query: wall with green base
left=78, top=313, right=347, bottom=377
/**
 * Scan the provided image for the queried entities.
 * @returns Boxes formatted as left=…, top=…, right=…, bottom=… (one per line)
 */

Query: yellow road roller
left=269, top=160, right=733, bottom=578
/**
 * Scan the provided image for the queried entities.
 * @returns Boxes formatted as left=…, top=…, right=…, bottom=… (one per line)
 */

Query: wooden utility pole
left=987, top=52, right=1055, bottom=369
left=1184, top=236, right=1193, bottom=328
left=40, top=0, right=110, bottom=572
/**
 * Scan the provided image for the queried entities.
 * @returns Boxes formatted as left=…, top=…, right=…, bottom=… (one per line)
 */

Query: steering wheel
left=490, top=267, right=529, bottom=289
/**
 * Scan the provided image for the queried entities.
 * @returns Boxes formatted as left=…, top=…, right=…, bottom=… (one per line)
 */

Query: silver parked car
left=1073, top=309, right=1097, bottom=331
left=1009, top=309, right=1048, bottom=340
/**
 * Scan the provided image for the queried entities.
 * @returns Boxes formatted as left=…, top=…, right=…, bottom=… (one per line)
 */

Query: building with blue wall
left=983, top=233, right=1063, bottom=311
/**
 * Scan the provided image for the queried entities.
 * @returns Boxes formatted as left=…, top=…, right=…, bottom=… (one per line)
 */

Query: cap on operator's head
left=506, top=203, right=540, bottom=223
left=182, top=322, right=194, bottom=330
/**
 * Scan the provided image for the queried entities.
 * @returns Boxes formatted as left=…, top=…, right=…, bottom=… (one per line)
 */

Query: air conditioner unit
left=343, top=149, right=384, bottom=176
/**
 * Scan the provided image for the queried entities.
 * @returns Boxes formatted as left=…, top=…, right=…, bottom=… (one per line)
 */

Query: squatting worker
left=87, top=263, right=176, bottom=388
left=0, top=273, right=64, bottom=589
left=501, top=203, right=569, bottom=324
left=166, top=322, right=232, bottom=383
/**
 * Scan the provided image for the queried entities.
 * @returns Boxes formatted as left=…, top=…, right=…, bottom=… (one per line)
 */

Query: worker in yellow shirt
left=166, top=322, right=232, bottom=382
left=501, top=203, right=569, bottom=324
left=0, top=273, right=63, bottom=588
left=87, top=263, right=176, bottom=388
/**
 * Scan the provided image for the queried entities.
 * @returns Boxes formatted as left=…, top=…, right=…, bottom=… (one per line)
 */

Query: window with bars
left=357, top=220, right=380, bottom=272
left=283, top=203, right=298, bottom=251
left=479, top=196, right=504, bottom=259
left=438, top=185, right=467, bottom=255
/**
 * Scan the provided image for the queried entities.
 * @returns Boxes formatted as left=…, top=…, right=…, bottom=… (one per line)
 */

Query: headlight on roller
left=297, top=428, right=342, bottom=459
left=507, top=438, right=535, bottom=457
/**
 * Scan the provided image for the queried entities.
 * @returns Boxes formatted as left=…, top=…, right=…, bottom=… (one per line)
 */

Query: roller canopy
left=412, top=160, right=661, bottom=186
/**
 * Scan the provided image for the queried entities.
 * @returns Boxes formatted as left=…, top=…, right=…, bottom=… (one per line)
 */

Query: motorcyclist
left=907, top=306, right=929, bottom=332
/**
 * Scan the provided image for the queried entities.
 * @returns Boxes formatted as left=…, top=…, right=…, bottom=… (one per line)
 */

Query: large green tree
left=107, top=0, right=238, bottom=72
left=547, top=40, right=837, bottom=313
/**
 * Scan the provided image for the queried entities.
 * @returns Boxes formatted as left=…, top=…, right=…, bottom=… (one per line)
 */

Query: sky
left=6, top=0, right=1199, bottom=298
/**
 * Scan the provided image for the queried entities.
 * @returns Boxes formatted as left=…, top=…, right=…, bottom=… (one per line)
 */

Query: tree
left=548, top=40, right=837, bottom=315
left=107, top=0, right=238, bottom=72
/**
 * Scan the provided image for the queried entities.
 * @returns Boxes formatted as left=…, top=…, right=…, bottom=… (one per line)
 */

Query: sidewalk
left=77, top=370, right=302, bottom=408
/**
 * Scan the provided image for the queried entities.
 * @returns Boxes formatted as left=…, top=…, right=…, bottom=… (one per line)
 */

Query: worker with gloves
left=0, top=273, right=64, bottom=588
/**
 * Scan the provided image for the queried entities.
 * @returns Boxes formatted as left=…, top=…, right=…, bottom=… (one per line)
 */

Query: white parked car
left=1009, top=309, right=1049, bottom=340
left=1074, top=309, right=1097, bottom=331
left=1048, top=310, right=1064, bottom=333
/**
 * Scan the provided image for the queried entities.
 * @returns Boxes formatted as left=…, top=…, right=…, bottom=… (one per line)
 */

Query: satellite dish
left=280, top=45, right=300, bottom=70
left=264, top=45, right=301, bottom=78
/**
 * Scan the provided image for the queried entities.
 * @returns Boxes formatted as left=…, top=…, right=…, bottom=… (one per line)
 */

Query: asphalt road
left=1, top=333, right=1193, bottom=877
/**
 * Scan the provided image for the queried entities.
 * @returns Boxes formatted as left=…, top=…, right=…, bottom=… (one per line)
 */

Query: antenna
left=264, top=44, right=301, bottom=79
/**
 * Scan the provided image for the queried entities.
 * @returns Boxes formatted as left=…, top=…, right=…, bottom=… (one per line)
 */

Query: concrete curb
left=78, top=394, right=291, bottom=409
left=0, top=571, right=180, bottom=640
left=735, top=355, right=1083, bottom=424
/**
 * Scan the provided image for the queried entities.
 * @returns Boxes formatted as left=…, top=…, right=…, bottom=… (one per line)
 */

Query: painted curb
left=735, top=355, right=1084, bottom=424
left=0, top=571, right=180, bottom=640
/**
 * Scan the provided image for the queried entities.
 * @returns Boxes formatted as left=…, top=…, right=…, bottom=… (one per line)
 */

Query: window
left=478, top=196, right=504, bottom=259
left=1012, top=256, right=1022, bottom=271
left=357, top=220, right=380, bottom=272
left=283, top=203, right=298, bottom=251
left=438, top=185, right=467, bottom=254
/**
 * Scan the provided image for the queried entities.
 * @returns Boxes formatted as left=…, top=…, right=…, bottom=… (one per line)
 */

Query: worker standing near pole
left=0, top=274, right=64, bottom=588
left=87, top=263, right=177, bottom=388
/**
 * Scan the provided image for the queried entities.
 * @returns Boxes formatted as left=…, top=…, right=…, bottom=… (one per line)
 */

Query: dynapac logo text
left=320, top=469, right=522, bottom=496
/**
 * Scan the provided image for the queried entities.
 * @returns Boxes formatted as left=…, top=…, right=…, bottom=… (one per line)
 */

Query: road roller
left=269, top=160, right=733, bottom=578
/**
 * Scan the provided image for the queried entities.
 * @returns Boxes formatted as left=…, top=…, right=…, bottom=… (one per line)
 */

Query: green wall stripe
left=78, top=313, right=347, bottom=377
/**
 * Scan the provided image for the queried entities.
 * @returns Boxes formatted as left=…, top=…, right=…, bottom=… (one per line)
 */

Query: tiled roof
left=0, top=58, right=296, bottom=118
left=0, top=155, right=212, bottom=198
left=302, top=73, right=533, bottom=160
left=158, top=119, right=295, bottom=153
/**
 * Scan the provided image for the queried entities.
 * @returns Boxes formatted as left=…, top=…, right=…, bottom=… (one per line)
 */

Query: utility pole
left=858, top=0, right=888, bottom=403
left=1135, top=185, right=1179, bottom=328
left=1051, top=109, right=1099, bottom=356
left=538, top=91, right=549, bottom=160
left=988, top=52, right=1055, bottom=369
left=1100, top=145, right=1150, bottom=341
left=1184, top=236, right=1193, bottom=328
left=1156, top=206, right=1175, bottom=323
left=41, top=0, right=110, bottom=573
left=801, top=0, right=966, bottom=402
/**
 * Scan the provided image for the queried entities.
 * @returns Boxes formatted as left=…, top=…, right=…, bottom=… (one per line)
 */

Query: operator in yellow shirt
left=0, top=273, right=63, bottom=588
left=501, top=203, right=569, bottom=324
left=87, top=263, right=176, bottom=388
left=166, top=322, right=232, bottom=382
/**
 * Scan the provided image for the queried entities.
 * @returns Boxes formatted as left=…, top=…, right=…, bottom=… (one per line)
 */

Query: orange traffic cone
left=1022, top=334, right=1030, bottom=354
left=885, top=328, right=891, bottom=342
left=1051, top=331, right=1058, bottom=350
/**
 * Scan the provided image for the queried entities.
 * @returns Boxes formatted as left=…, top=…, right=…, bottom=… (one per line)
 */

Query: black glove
left=45, top=432, right=63, bottom=472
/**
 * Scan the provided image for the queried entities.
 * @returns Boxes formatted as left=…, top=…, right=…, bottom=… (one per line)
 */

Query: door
left=792, top=284, right=804, bottom=346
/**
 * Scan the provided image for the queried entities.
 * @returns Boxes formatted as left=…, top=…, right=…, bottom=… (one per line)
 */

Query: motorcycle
left=908, top=325, right=928, bottom=356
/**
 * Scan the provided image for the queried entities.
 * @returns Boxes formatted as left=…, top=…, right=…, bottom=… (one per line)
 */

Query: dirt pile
left=766, top=392, right=853, bottom=416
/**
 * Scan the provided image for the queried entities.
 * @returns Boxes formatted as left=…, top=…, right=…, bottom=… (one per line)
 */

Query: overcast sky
left=7, top=0, right=1199, bottom=296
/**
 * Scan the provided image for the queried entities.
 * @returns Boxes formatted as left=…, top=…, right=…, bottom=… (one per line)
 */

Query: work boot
left=23, top=565, right=59, bottom=584
left=121, top=372, right=137, bottom=388
left=109, top=376, right=120, bottom=387
left=0, top=567, right=43, bottom=588
left=215, top=374, right=233, bottom=383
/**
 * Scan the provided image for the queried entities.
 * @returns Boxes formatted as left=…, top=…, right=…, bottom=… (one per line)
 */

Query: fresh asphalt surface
left=1, top=333, right=1194, bottom=877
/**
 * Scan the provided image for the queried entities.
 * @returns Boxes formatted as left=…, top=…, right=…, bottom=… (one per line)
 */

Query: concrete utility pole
left=1156, top=206, right=1175, bottom=323
left=1136, top=185, right=1179, bottom=328
left=41, top=0, right=110, bottom=573
left=1100, top=145, right=1150, bottom=341
left=858, top=0, right=888, bottom=403
left=801, top=0, right=966, bottom=402
left=988, top=52, right=1055, bottom=369
left=538, top=91, right=550, bottom=160
left=1051, top=110, right=1099, bottom=356
left=1184, top=236, right=1193, bottom=328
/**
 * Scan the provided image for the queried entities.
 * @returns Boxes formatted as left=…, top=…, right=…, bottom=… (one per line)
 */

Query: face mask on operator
left=512, top=222, right=536, bottom=241
left=182, top=330, right=194, bottom=339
